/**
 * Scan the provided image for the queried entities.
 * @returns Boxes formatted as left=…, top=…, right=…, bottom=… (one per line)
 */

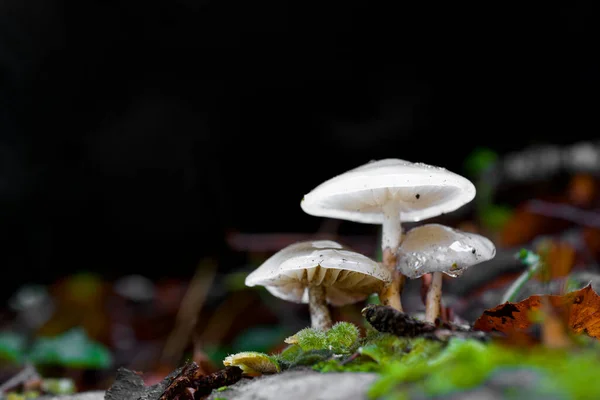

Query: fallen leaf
left=583, top=227, right=600, bottom=260
left=498, top=206, right=569, bottom=247
left=474, top=285, right=600, bottom=340
left=567, top=174, right=597, bottom=207
left=540, top=297, right=572, bottom=349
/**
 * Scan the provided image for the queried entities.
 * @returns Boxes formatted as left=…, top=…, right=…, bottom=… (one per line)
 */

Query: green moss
left=313, top=357, right=380, bottom=373
left=368, top=338, right=600, bottom=400
left=270, top=324, right=447, bottom=375
left=325, top=322, right=361, bottom=354
left=290, top=349, right=333, bottom=367
left=40, top=378, right=75, bottom=395
left=359, top=334, right=410, bottom=365
left=277, top=344, right=303, bottom=362
left=5, top=391, right=40, bottom=400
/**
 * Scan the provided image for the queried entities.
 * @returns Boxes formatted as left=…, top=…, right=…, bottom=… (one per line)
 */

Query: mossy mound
left=223, top=321, right=600, bottom=400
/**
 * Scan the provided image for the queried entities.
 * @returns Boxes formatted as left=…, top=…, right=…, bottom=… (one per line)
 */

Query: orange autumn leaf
left=474, top=285, right=600, bottom=339
left=567, top=174, right=597, bottom=207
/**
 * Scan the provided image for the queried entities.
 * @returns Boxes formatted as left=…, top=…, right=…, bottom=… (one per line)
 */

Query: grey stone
left=38, top=392, right=105, bottom=400
left=206, top=369, right=378, bottom=400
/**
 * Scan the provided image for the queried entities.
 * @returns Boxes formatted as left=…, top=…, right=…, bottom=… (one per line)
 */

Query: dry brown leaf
left=567, top=174, right=597, bottom=207
left=583, top=227, right=600, bottom=260
left=473, top=285, right=600, bottom=340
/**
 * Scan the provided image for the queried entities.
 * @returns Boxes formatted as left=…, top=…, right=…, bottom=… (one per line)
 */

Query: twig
left=527, top=200, right=600, bottom=228
left=158, top=363, right=242, bottom=400
left=161, top=259, right=217, bottom=366
left=0, top=364, right=40, bottom=393
left=196, top=291, right=251, bottom=347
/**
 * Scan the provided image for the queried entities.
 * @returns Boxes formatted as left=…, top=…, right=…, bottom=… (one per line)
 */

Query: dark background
left=1, top=2, right=598, bottom=293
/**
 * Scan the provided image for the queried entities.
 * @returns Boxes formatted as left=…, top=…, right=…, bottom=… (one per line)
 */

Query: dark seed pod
left=362, top=305, right=436, bottom=337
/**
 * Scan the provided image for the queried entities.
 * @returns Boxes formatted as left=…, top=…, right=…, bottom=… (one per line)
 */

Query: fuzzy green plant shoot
left=284, top=327, right=327, bottom=351
left=326, top=322, right=360, bottom=354
left=501, top=249, right=542, bottom=304
left=284, top=322, right=360, bottom=354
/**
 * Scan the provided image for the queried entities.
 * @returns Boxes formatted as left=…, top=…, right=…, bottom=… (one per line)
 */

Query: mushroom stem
left=379, top=202, right=404, bottom=311
left=381, top=202, right=402, bottom=252
left=379, top=250, right=405, bottom=311
left=425, top=272, right=443, bottom=323
left=308, top=285, right=332, bottom=330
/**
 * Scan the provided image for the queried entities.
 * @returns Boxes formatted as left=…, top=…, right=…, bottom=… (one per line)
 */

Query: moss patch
left=369, top=338, right=600, bottom=399
left=223, top=321, right=600, bottom=399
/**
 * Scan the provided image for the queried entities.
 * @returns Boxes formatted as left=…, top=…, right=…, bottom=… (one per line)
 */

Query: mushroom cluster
left=245, top=158, right=496, bottom=329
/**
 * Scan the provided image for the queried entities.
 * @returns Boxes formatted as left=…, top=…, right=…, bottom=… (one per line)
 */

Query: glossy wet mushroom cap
left=300, top=159, right=476, bottom=224
left=397, top=223, right=496, bottom=279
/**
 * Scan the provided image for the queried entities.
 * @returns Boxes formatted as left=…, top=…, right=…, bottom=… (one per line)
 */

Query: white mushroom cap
left=397, top=223, right=496, bottom=279
left=245, top=240, right=391, bottom=306
left=300, top=159, right=476, bottom=224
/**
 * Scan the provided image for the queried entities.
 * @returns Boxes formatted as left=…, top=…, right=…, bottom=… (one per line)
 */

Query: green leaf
left=463, top=147, right=498, bottom=178
left=517, top=248, right=541, bottom=266
left=27, top=328, right=112, bottom=369
left=0, top=331, right=27, bottom=364
left=480, top=204, right=513, bottom=231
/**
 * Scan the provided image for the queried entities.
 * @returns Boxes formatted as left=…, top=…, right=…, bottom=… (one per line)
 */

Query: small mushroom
left=244, top=240, right=391, bottom=330
left=397, top=223, right=496, bottom=323
left=301, top=159, right=475, bottom=311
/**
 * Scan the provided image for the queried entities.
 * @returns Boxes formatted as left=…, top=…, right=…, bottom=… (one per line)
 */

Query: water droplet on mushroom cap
left=397, top=224, right=496, bottom=279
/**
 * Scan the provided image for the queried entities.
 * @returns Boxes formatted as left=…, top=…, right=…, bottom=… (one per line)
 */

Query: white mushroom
left=397, top=223, right=496, bottom=323
left=245, top=240, right=391, bottom=330
left=300, top=159, right=476, bottom=311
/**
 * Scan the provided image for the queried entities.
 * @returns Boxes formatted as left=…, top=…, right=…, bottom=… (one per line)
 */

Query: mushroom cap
left=397, top=223, right=496, bottom=279
left=245, top=240, right=391, bottom=306
left=300, top=158, right=476, bottom=224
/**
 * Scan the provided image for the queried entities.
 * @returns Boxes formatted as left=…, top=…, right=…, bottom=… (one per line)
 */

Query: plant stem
left=425, top=272, right=443, bottom=323
left=308, top=285, right=332, bottom=330
left=501, top=258, right=541, bottom=304
left=379, top=202, right=404, bottom=311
